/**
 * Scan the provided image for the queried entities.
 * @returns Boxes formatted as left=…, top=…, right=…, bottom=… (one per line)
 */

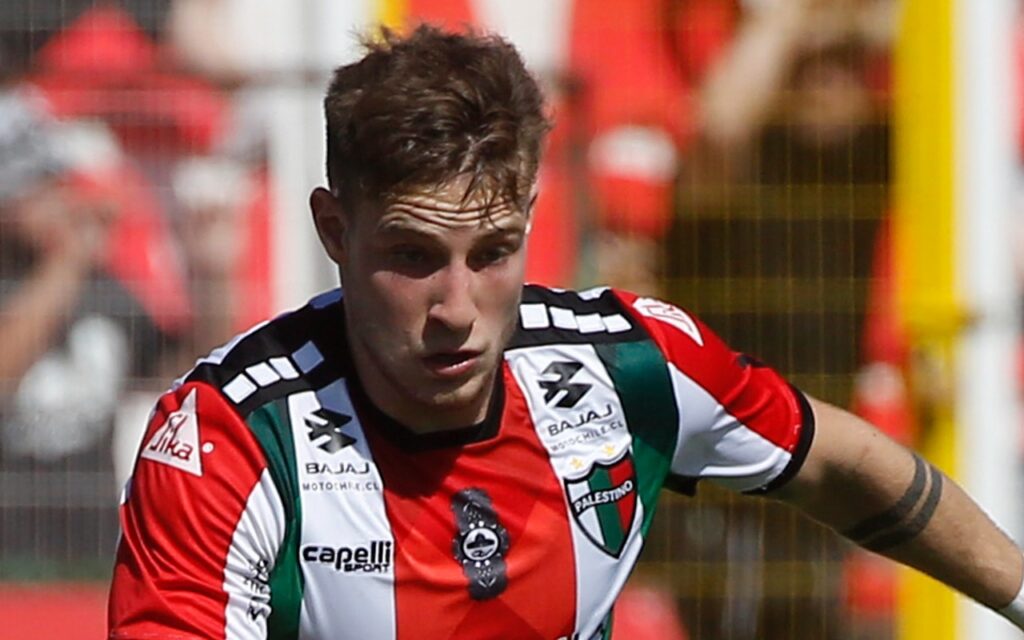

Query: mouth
left=421, top=350, right=482, bottom=378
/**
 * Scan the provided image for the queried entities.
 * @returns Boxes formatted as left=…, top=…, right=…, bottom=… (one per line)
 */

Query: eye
left=470, top=240, right=519, bottom=270
left=391, top=245, right=429, bottom=266
left=384, top=243, right=443, bottom=276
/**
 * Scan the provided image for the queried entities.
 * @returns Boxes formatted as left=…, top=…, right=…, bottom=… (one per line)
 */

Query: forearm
left=778, top=399, right=1023, bottom=611
left=0, top=256, right=89, bottom=392
left=846, top=456, right=1021, bottom=609
left=189, top=273, right=236, bottom=357
left=699, top=1, right=809, bottom=150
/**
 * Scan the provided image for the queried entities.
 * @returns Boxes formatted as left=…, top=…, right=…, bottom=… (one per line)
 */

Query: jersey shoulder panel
left=111, top=380, right=285, bottom=639
left=509, top=285, right=650, bottom=349
left=611, top=289, right=814, bottom=494
left=184, top=288, right=351, bottom=418
left=611, top=289, right=725, bottom=381
left=612, top=288, right=794, bottom=425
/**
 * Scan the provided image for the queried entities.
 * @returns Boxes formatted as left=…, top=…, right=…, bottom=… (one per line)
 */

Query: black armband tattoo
left=841, top=454, right=944, bottom=552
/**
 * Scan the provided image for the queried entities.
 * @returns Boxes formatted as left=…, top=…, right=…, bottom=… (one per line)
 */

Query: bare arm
left=774, top=397, right=1023, bottom=611
left=0, top=186, right=109, bottom=395
left=699, top=0, right=812, bottom=152
left=0, top=253, right=91, bottom=393
left=157, top=160, right=248, bottom=378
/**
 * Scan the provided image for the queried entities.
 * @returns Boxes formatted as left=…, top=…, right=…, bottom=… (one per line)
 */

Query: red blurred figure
left=612, top=582, right=690, bottom=640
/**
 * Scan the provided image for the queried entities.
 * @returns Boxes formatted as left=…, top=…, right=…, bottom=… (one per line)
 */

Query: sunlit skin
left=310, top=177, right=531, bottom=433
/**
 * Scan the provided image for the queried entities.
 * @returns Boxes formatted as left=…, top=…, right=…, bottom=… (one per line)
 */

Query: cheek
left=477, top=261, right=525, bottom=321
left=362, top=272, right=430, bottom=329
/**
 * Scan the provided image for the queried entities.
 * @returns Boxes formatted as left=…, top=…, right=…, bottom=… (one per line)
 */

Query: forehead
left=371, top=178, right=528, bottom=234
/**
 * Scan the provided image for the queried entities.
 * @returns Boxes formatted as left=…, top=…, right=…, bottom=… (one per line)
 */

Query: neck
left=347, top=335, right=498, bottom=434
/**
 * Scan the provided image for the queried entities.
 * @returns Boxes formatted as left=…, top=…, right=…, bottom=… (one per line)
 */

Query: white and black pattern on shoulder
left=183, top=289, right=353, bottom=417
left=508, top=285, right=648, bottom=349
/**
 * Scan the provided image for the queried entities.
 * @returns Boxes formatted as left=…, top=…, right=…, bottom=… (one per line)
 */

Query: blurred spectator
left=0, top=3, right=270, bottom=569
left=172, top=155, right=272, bottom=344
left=29, top=5, right=228, bottom=157
left=688, top=2, right=898, bottom=637
left=694, top=0, right=896, bottom=424
left=0, top=0, right=172, bottom=72
left=0, top=86, right=172, bottom=563
left=611, top=580, right=690, bottom=640
left=27, top=4, right=270, bottom=356
left=698, top=0, right=894, bottom=179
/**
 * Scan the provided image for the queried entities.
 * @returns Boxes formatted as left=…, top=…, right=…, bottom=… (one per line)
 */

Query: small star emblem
left=602, top=444, right=617, bottom=457
left=570, top=457, right=584, bottom=470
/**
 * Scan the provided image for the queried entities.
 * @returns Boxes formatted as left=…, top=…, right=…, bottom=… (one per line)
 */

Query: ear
left=310, top=187, right=348, bottom=265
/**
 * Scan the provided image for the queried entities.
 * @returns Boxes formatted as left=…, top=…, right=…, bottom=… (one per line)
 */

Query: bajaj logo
left=538, top=361, right=591, bottom=409
left=305, top=408, right=355, bottom=454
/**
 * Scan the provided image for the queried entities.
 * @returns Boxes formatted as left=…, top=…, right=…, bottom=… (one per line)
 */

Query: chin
left=415, top=374, right=492, bottom=418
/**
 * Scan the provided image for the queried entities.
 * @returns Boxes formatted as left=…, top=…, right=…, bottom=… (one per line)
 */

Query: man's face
left=311, top=178, right=530, bottom=431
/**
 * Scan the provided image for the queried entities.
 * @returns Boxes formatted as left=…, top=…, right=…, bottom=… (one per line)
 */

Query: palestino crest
left=564, top=452, right=637, bottom=558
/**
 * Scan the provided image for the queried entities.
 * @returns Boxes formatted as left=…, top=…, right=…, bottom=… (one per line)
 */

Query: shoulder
left=511, top=284, right=707, bottom=352
left=179, top=288, right=351, bottom=419
left=511, top=284, right=755, bottom=395
left=130, top=288, right=349, bottom=492
left=509, top=285, right=649, bottom=349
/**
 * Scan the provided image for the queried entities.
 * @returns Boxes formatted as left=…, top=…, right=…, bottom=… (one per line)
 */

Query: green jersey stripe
left=594, top=340, right=678, bottom=532
left=247, top=399, right=304, bottom=640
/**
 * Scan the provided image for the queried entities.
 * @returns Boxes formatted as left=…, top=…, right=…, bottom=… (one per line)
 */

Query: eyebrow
left=375, top=211, right=528, bottom=236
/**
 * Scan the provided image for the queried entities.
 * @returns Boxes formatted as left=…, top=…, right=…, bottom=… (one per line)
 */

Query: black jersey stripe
left=509, top=286, right=648, bottom=348
left=185, top=292, right=351, bottom=418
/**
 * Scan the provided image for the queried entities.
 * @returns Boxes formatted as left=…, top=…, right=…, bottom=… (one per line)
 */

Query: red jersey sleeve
left=109, top=381, right=284, bottom=639
left=614, top=290, right=814, bottom=494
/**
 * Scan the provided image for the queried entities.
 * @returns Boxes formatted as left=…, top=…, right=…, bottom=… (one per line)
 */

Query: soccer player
left=109, top=26, right=1024, bottom=639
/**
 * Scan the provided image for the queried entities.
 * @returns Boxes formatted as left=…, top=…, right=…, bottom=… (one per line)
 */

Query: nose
left=427, top=261, right=477, bottom=333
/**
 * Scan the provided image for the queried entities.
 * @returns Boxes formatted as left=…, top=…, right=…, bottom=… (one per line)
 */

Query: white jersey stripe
left=223, top=469, right=286, bottom=640
left=506, top=344, right=643, bottom=639
left=288, top=382, right=397, bottom=640
left=172, top=321, right=272, bottom=390
left=667, top=363, right=792, bottom=492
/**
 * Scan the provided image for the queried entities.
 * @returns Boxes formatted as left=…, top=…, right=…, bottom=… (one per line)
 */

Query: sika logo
left=141, top=388, right=203, bottom=477
left=302, top=541, right=393, bottom=574
left=631, top=297, right=704, bottom=346
left=538, top=361, right=591, bottom=409
left=154, top=415, right=189, bottom=456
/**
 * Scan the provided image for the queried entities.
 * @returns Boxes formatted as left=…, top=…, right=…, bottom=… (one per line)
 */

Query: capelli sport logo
left=302, top=541, right=393, bottom=574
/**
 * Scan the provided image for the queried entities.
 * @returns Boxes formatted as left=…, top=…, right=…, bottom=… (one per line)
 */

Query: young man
left=109, top=26, right=1024, bottom=639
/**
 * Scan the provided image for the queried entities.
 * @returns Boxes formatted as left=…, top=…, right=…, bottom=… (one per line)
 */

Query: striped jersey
left=109, top=285, right=813, bottom=640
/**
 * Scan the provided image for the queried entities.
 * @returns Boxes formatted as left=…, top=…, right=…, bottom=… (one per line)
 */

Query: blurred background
left=0, top=0, right=1021, bottom=638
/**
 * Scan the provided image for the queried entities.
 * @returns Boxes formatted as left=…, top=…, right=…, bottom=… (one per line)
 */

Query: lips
left=421, top=350, right=481, bottom=378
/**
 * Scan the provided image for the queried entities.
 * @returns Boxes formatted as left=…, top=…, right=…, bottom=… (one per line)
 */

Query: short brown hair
left=323, top=25, right=550, bottom=212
